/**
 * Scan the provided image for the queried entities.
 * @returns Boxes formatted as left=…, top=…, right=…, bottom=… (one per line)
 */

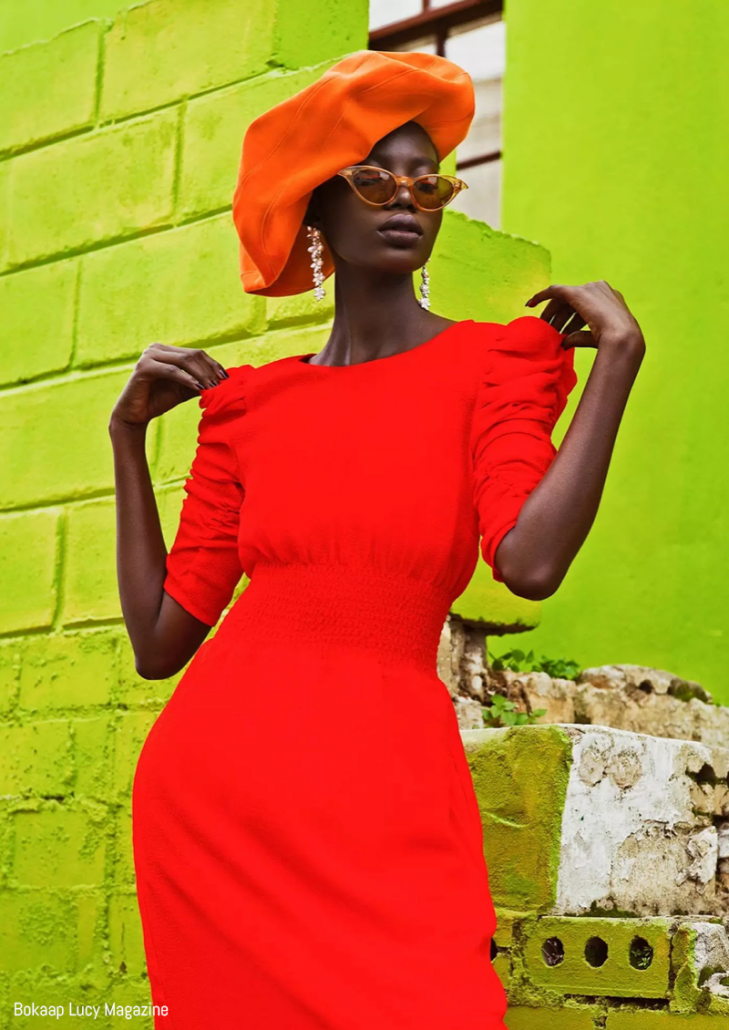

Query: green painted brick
left=73, top=717, right=113, bottom=801
left=0, top=21, right=100, bottom=156
left=108, top=892, right=147, bottom=977
left=271, top=0, right=369, bottom=70
left=0, top=260, right=77, bottom=386
left=7, top=109, right=177, bottom=267
left=63, top=497, right=119, bottom=625
left=0, top=719, right=73, bottom=796
left=113, top=808, right=135, bottom=886
left=0, top=369, right=156, bottom=509
left=506, top=1007, right=599, bottom=1030
left=76, top=214, right=263, bottom=366
left=76, top=891, right=104, bottom=973
left=462, top=725, right=572, bottom=912
left=0, top=891, right=76, bottom=973
left=12, top=803, right=107, bottom=887
left=179, top=62, right=341, bottom=219
left=0, top=639, right=21, bottom=716
left=112, top=711, right=158, bottom=796
left=606, top=1012, right=722, bottom=1028
left=0, top=509, right=59, bottom=634
left=18, top=631, right=116, bottom=710
left=523, top=916, right=672, bottom=999
left=101, top=0, right=274, bottom=120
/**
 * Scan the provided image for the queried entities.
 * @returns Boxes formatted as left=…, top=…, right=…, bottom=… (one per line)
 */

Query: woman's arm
left=109, top=343, right=228, bottom=679
left=109, top=417, right=210, bottom=679
left=495, top=281, right=646, bottom=600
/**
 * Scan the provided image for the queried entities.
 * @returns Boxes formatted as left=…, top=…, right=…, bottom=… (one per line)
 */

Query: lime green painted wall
left=499, top=0, right=729, bottom=699
left=0, top=0, right=128, bottom=51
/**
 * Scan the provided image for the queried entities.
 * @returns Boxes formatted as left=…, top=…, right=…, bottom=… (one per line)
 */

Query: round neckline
left=294, top=319, right=474, bottom=370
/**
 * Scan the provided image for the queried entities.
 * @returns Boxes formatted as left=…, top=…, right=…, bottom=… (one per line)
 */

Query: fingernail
left=195, top=381, right=205, bottom=390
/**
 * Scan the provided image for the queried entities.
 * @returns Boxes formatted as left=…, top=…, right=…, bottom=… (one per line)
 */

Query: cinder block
left=108, top=892, right=147, bottom=977
left=554, top=727, right=729, bottom=916
left=461, top=725, right=572, bottom=912
left=0, top=891, right=76, bottom=973
left=0, top=719, right=73, bottom=796
left=18, top=630, right=116, bottom=710
left=76, top=891, right=104, bottom=972
left=101, top=0, right=273, bottom=119
left=522, top=915, right=672, bottom=999
left=0, top=368, right=152, bottom=509
left=505, top=1007, right=598, bottom=1030
left=0, top=21, right=101, bottom=155
left=63, top=497, right=119, bottom=625
left=73, top=716, right=113, bottom=802
left=76, top=214, right=262, bottom=366
left=0, top=260, right=77, bottom=385
left=465, top=724, right=729, bottom=920
left=12, top=802, right=108, bottom=886
left=0, top=509, right=59, bottom=635
left=179, top=62, right=340, bottom=218
left=7, top=109, right=177, bottom=267
left=113, top=711, right=159, bottom=796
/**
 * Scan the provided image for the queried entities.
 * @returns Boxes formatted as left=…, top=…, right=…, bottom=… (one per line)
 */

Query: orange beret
left=233, top=50, right=475, bottom=297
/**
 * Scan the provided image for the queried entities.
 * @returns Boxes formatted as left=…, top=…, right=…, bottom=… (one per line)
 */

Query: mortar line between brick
left=94, top=23, right=110, bottom=125
left=172, top=102, right=186, bottom=217
left=68, top=261, right=82, bottom=370
left=52, top=509, right=68, bottom=633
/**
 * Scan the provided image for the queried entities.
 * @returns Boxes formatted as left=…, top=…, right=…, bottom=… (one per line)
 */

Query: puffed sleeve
left=469, top=315, right=578, bottom=583
left=163, top=365, right=253, bottom=626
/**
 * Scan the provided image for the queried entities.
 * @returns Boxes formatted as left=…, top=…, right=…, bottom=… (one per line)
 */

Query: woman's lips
left=377, top=228, right=422, bottom=246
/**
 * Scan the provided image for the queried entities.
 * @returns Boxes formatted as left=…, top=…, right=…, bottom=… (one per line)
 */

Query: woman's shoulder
left=469, top=314, right=568, bottom=351
left=468, top=314, right=578, bottom=421
left=198, top=362, right=256, bottom=420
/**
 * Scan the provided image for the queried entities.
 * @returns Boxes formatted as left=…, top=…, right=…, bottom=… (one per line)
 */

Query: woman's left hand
left=525, top=280, right=645, bottom=355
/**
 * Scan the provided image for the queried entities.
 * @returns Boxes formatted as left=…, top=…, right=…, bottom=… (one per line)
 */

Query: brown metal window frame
left=369, top=0, right=504, bottom=171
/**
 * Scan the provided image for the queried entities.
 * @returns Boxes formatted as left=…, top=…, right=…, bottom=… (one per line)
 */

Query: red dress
left=132, top=315, right=576, bottom=1029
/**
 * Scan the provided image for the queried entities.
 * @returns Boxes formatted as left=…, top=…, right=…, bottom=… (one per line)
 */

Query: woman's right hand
left=110, top=343, right=229, bottom=427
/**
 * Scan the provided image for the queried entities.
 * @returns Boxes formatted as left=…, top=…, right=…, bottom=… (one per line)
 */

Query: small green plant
left=488, top=646, right=581, bottom=681
left=481, top=693, right=547, bottom=728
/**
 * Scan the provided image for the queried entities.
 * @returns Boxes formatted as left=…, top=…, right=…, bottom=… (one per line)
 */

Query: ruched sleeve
left=470, top=315, right=578, bottom=583
left=163, top=365, right=252, bottom=626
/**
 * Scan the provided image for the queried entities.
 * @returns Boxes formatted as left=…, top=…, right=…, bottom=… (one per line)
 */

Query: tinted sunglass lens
left=351, top=169, right=395, bottom=204
left=414, top=175, right=455, bottom=210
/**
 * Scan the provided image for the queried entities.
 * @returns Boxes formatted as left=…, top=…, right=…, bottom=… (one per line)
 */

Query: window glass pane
left=369, top=0, right=423, bottom=31
left=445, top=17, right=505, bottom=80
left=446, top=19, right=505, bottom=156
left=456, top=76, right=502, bottom=163
left=454, top=158, right=502, bottom=229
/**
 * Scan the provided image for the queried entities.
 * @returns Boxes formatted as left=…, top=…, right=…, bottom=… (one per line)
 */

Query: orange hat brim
left=233, top=50, right=475, bottom=297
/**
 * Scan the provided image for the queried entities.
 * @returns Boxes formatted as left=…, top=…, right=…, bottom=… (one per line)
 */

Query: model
left=109, top=50, right=645, bottom=1030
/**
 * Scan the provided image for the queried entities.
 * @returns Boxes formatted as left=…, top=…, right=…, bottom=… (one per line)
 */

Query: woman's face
left=304, top=121, right=442, bottom=277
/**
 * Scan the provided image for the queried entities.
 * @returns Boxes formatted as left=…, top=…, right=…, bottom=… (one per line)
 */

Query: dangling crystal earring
left=306, top=225, right=326, bottom=301
left=419, top=259, right=430, bottom=310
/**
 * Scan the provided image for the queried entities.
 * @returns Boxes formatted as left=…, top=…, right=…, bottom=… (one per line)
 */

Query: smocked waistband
left=224, top=561, right=452, bottom=672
